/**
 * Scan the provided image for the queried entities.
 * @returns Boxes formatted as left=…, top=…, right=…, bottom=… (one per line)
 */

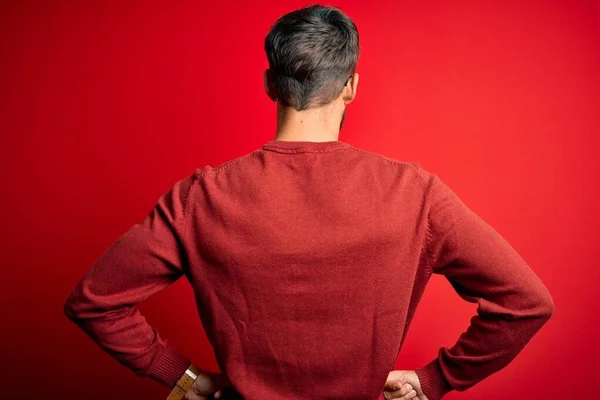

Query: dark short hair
left=264, top=4, right=360, bottom=111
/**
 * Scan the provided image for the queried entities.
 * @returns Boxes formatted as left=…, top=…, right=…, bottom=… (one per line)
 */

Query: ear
left=264, top=70, right=277, bottom=102
left=343, top=72, right=359, bottom=105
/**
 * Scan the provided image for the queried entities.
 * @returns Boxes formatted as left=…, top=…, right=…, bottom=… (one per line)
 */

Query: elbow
left=540, top=291, right=555, bottom=321
left=513, top=284, right=555, bottom=323
left=63, top=294, right=77, bottom=321
left=529, top=285, right=555, bottom=323
left=63, top=290, right=83, bottom=322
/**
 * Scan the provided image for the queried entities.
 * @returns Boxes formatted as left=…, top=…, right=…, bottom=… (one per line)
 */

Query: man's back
left=65, top=138, right=553, bottom=400
left=187, top=139, right=428, bottom=399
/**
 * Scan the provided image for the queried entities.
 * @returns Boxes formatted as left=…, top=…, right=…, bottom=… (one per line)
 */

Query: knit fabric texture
left=64, top=139, right=554, bottom=399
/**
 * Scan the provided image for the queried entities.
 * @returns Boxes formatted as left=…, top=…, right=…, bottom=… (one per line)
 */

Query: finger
left=214, top=389, right=223, bottom=399
left=384, top=383, right=414, bottom=399
left=183, top=389, right=204, bottom=400
left=383, top=378, right=407, bottom=391
left=386, top=388, right=417, bottom=400
left=384, top=380, right=412, bottom=395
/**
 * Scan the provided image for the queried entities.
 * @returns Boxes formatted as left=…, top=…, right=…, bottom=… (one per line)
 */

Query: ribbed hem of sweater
left=415, top=358, right=453, bottom=400
left=148, top=343, right=192, bottom=389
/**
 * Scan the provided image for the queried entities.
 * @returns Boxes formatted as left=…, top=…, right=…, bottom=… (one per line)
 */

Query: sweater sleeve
left=413, top=171, right=555, bottom=400
left=63, top=173, right=197, bottom=389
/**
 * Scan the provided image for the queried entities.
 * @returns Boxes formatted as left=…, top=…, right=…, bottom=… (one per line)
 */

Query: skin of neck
left=265, top=71, right=359, bottom=142
left=275, top=100, right=344, bottom=142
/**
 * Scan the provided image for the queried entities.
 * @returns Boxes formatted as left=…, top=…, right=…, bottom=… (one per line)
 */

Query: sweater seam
left=179, top=173, right=196, bottom=241
left=346, top=146, right=419, bottom=170
left=415, top=169, right=437, bottom=274
left=195, top=149, right=262, bottom=180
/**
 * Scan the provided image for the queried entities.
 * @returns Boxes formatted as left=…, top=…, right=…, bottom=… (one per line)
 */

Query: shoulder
left=343, top=145, right=435, bottom=189
left=193, top=148, right=263, bottom=180
left=345, top=145, right=422, bottom=171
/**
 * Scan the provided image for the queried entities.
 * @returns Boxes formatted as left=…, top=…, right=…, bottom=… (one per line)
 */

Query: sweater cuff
left=415, top=358, right=453, bottom=400
left=148, top=343, right=192, bottom=389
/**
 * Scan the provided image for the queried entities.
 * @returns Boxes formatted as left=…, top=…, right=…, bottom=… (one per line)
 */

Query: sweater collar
left=262, top=139, right=351, bottom=154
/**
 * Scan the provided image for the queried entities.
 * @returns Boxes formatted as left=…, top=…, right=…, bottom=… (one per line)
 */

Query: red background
left=1, top=0, right=598, bottom=398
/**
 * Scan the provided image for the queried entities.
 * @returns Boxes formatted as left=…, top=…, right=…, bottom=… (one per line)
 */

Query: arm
left=413, top=170, right=555, bottom=400
left=63, top=173, right=196, bottom=389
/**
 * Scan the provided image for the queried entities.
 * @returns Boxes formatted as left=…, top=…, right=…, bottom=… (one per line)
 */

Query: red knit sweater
left=64, top=139, right=554, bottom=400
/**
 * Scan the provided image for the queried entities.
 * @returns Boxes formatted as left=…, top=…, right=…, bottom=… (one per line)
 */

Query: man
left=64, top=4, right=555, bottom=400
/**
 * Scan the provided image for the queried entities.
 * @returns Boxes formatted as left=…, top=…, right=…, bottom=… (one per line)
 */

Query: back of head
left=264, top=4, right=360, bottom=111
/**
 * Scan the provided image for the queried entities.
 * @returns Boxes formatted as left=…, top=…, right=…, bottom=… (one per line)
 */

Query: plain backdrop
left=1, top=0, right=598, bottom=398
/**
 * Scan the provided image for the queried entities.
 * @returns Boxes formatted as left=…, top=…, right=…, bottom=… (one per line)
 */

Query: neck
left=274, top=102, right=343, bottom=142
